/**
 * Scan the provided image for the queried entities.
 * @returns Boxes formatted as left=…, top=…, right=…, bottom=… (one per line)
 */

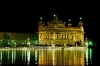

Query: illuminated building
left=38, top=15, right=84, bottom=46
left=0, top=32, right=38, bottom=45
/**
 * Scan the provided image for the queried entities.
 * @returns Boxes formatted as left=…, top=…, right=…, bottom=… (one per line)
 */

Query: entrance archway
left=75, top=41, right=81, bottom=46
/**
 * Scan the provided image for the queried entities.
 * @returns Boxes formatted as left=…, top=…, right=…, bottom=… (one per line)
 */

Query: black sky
left=1, top=0, right=100, bottom=40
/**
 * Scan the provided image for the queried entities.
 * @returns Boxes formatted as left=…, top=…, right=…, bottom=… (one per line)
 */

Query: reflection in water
left=0, top=47, right=95, bottom=65
left=38, top=48, right=85, bottom=66
left=0, top=51, right=2, bottom=65
left=27, top=49, right=30, bottom=65
left=8, top=50, right=9, bottom=60
left=22, top=50, right=27, bottom=64
left=85, top=48, right=93, bottom=65
left=11, top=50, right=16, bottom=64
left=12, top=50, right=13, bottom=64
left=35, top=49, right=38, bottom=64
left=89, top=48, right=92, bottom=62
left=86, top=48, right=88, bottom=65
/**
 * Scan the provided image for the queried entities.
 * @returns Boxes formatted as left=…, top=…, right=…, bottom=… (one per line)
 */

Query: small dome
left=68, top=22, right=72, bottom=27
left=68, top=19, right=72, bottom=27
left=79, top=21, right=83, bottom=26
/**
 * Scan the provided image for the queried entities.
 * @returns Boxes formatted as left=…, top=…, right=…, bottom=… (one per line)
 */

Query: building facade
left=0, top=32, right=38, bottom=45
left=38, top=16, right=84, bottom=46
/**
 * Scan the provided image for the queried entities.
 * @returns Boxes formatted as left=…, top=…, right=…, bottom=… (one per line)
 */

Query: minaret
left=68, top=19, right=72, bottom=27
left=38, top=17, right=44, bottom=26
left=78, top=17, right=84, bottom=46
left=78, top=17, right=84, bottom=31
left=78, top=17, right=83, bottom=26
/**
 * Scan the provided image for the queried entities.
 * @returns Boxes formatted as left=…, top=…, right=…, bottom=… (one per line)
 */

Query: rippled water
left=0, top=47, right=97, bottom=66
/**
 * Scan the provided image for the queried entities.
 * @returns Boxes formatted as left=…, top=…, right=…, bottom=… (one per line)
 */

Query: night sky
left=1, top=0, right=99, bottom=42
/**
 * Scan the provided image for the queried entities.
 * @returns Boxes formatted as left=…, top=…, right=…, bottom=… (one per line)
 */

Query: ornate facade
left=38, top=16, right=84, bottom=46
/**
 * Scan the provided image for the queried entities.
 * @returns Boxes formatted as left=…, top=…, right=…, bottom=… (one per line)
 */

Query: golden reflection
left=0, top=47, right=93, bottom=65
left=38, top=48, right=87, bottom=66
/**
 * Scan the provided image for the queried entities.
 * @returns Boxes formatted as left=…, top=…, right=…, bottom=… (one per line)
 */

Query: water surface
left=0, top=47, right=97, bottom=66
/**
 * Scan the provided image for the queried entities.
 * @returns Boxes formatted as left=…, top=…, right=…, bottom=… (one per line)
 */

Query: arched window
left=72, top=36, right=73, bottom=39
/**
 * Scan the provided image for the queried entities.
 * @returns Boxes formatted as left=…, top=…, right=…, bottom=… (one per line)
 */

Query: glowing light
left=64, top=43, right=66, bottom=47
left=35, top=50, right=38, bottom=61
left=53, top=14, right=56, bottom=17
left=25, top=50, right=26, bottom=62
left=80, top=17, right=82, bottom=20
left=12, top=50, right=14, bottom=64
left=89, top=48, right=92, bottom=61
left=41, top=49, right=43, bottom=64
left=85, top=42, right=88, bottom=47
left=86, top=48, right=88, bottom=65
left=40, top=17, right=42, bottom=20
left=27, top=38, right=30, bottom=41
left=52, top=49, right=55, bottom=65
left=0, top=51, right=2, bottom=65
left=35, top=50, right=38, bottom=64
left=35, top=41, right=38, bottom=44
left=69, top=19, right=71, bottom=21
left=88, top=41, right=93, bottom=45
left=27, top=50, right=30, bottom=65
left=14, top=50, right=16, bottom=62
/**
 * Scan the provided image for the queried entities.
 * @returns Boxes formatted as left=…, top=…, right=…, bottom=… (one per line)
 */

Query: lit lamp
left=80, top=17, right=82, bottom=20
left=53, top=14, right=57, bottom=19
left=85, top=38, right=88, bottom=47
left=40, top=17, right=42, bottom=21
left=68, top=19, right=72, bottom=27
left=53, top=14, right=56, bottom=17
left=69, top=19, right=71, bottom=22
left=64, top=43, right=66, bottom=47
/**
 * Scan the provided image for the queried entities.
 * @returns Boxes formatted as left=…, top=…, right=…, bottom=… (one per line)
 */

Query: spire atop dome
left=79, top=17, right=82, bottom=21
left=69, top=19, right=71, bottom=22
left=68, top=19, right=72, bottom=27
left=78, top=17, right=83, bottom=27
left=53, top=14, right=57, bottom=19
left=40, top=17, right=42, bottom=21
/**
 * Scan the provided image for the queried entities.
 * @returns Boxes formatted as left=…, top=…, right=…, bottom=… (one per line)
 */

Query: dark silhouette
left=4, top=33, right=10, bottom=39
